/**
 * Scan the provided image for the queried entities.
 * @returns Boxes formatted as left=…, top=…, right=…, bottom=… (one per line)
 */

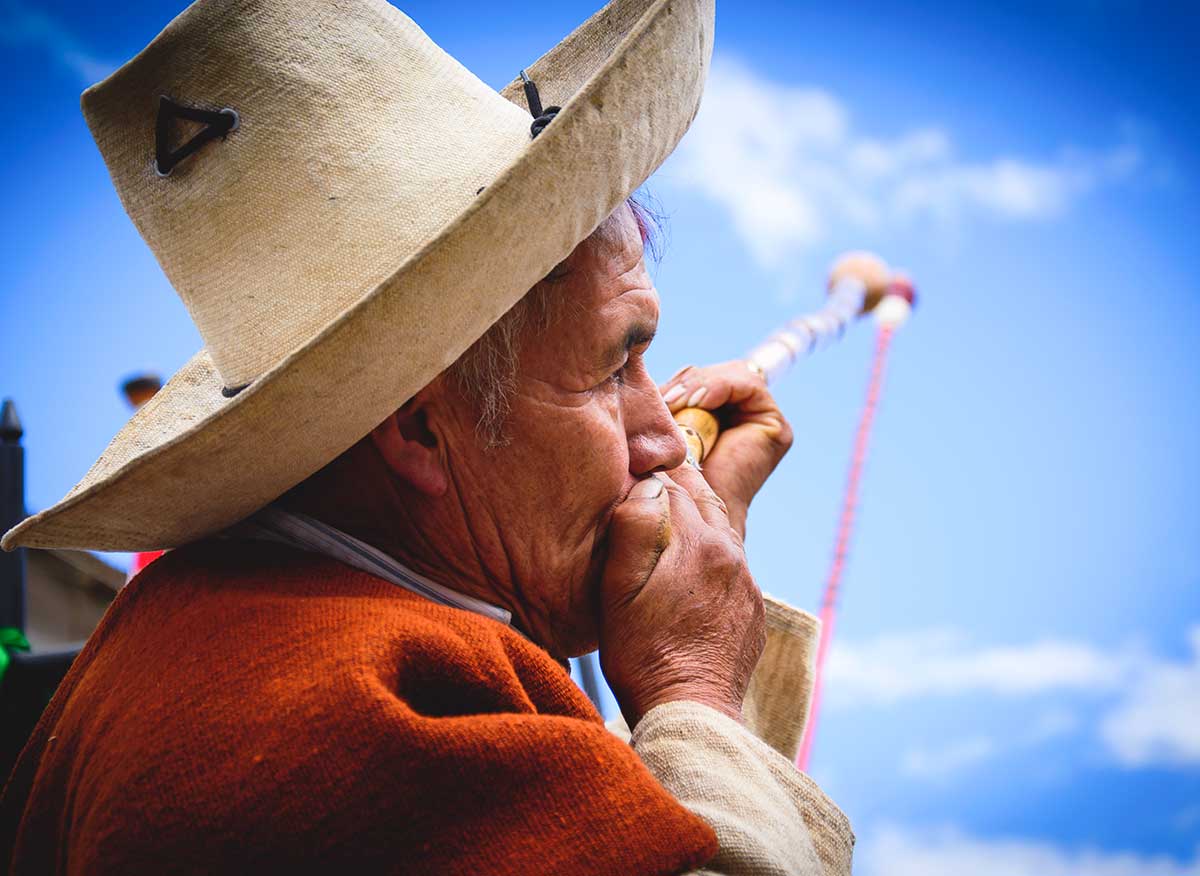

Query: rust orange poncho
left=1, top=541, right=718, bottom=874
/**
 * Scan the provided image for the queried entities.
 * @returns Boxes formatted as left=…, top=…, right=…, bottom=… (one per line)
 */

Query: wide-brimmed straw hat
left=3, top=0, right=714, bottom=552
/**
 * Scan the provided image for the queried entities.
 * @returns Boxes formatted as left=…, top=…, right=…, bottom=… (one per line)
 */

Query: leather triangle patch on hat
left=154, top=95, right=239, bottom=177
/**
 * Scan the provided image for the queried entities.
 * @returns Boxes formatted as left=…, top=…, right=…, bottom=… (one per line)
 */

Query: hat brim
left=3, top=0, right=714, bottom=552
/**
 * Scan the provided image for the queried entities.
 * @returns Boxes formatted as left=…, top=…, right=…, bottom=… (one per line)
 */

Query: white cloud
left=670, top=56, right=1140, bottom=270
left=900, top=736, right=997, bottom=781
left=859, top=824, right=1200, bottom=876
left=1025, top=707, right=1081, bottom=744
left=0, top=1, right=115, bottom=84
left=828, top=626, right=1200, bottom=768
left=826, top=628, right=1135, bottom=704
left=898, top=709, right=1080, bottom=782
left=1100, top=627, right=1200, bottom=767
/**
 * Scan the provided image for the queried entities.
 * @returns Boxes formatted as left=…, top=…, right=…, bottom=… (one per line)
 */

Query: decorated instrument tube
left=674, top=252, right=909, bottom=465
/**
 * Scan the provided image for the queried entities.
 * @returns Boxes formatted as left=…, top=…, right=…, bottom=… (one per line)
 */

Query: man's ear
left=368, top=396, right=448, bottom=497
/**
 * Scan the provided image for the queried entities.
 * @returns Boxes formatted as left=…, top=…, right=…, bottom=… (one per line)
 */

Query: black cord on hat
left=154, top=96, right=239, bottom=177
left=519, top=70, right=560, bottom=139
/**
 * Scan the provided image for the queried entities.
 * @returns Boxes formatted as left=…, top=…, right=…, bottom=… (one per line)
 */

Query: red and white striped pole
left=671, top=253, right=915, bottom=771
left=796, top=272, right=914, bottom=772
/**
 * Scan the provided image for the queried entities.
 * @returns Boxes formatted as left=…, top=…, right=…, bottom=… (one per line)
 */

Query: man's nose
left=626, top=382, right=688, bottom=475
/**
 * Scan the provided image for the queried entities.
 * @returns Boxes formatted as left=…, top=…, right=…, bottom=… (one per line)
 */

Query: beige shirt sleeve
left=608, top=595, right=854, bottom=875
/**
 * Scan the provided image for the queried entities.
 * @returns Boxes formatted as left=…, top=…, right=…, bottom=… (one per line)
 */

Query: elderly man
left=1, top=0, right=853, bottom=872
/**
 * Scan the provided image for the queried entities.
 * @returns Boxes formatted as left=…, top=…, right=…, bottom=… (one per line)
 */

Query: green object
left=0, top=627, right=31, bottom=687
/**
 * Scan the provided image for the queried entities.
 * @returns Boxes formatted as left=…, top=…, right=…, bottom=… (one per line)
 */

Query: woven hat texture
left=3, top=0, right=714, bottom=552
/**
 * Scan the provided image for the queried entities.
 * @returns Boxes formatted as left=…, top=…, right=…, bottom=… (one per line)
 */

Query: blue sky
left=3, top=0, right=1198, bottom=872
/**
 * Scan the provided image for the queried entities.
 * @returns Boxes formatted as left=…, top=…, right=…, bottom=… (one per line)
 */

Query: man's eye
left=595, top=363, right=626, bottom=391
left=594, top=349, right=644, bottom=392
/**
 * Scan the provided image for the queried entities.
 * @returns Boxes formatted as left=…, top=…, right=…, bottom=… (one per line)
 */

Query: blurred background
left=2, top=0, right=1198, bottom=871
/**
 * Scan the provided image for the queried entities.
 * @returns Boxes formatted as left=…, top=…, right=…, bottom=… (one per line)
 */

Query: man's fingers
left=601, top=475, right=672, bottom=608
left=660, top=360, right=772, bottom=416
left=665, top=464, right=730, bottom=531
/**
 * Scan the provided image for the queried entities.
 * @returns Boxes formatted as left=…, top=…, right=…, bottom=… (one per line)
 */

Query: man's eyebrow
left=598, top=322, right=657, bottom=370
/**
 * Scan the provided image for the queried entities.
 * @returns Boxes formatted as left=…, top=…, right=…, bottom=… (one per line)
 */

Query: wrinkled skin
left=283, top=203, right=793, bottom=725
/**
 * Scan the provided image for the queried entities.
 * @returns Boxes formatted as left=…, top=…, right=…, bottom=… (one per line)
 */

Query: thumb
left=601, top=476, right=671, bottom=610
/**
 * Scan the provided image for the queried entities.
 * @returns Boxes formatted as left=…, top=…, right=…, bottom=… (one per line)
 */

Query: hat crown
left=83, top=0, right=532, bottom=389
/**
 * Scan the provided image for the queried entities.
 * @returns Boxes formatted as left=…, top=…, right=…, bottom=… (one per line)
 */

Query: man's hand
left=659, top=361, right=793, bottom=537
left=598, top=465, right=765, bottom=729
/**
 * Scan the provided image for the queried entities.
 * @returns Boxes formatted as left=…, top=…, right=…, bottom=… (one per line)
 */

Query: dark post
left=1, top=398, right=27, bottom=632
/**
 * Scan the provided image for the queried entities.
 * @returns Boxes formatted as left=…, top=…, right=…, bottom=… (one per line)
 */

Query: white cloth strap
left=225, top=505, right=512, bottom=626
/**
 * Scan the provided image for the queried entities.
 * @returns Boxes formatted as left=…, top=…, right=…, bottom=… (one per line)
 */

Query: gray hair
left=449, top=194, right=663, bottom=448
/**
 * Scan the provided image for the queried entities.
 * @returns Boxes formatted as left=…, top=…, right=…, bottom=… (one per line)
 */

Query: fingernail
left=668, top=364, right=693, bottom=383
left=628, top=477, right=664, bottom=500
left=686, top=386, right=708, bottom=407
left=662, top=385, right=686, bottom=405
